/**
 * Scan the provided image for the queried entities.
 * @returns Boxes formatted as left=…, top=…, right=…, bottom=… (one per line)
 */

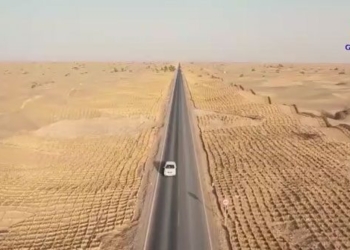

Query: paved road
left=143, top=67, right=212, bottom=250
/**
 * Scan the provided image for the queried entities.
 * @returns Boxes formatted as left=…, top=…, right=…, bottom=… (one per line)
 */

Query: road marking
left=143, top=69, right=178, bottom=250
left=183, top=75, right=214, bottom=250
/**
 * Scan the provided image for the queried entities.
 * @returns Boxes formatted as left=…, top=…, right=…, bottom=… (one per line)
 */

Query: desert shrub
left=168, top=65, right=176, bottom=72
left=336, top=82, right=347, bottom=86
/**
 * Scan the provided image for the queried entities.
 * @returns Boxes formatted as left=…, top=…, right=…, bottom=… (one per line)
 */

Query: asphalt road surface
left=144, top=67, right=212, bottom=250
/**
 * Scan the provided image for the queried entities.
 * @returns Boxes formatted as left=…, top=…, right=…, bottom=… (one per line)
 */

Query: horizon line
left=0, top=60, right=349, bottom=65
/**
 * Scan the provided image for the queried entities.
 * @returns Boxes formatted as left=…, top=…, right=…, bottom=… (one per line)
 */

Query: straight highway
left=143, top=66, right=212, bottom=250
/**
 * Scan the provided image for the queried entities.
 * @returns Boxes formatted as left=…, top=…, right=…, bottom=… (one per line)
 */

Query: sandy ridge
left=232, top=83, right=350, bottom=141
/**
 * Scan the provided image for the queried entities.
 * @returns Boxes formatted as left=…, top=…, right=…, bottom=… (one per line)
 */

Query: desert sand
left=183, top=63, right=350, bottom=250
left=0, top=62, right=174, bottom=249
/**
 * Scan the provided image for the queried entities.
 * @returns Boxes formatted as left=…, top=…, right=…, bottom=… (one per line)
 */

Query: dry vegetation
left=183, top=63, right=350, bottom=250
left=0, top=62, right=173, bottom=249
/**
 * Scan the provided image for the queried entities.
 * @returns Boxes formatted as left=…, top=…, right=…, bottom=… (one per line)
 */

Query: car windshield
left=165, top=164, right=175, bottom=169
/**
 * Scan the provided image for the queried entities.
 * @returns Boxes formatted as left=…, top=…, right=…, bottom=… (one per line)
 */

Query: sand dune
left=0, top=62, right=174, bottom=249
left=184, top=62, right=350, bottom=250
left=186, top=62, right=350, bottom=125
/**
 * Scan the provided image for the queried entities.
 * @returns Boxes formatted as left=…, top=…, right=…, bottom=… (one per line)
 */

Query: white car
left=163, top=161, right=177, bottom=176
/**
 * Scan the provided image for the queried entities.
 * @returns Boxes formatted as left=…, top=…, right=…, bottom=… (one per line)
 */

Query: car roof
left=165, top=160, right=176, bottom=164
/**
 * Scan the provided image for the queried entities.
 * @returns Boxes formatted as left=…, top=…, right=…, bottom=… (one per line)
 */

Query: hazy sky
left=0, top=0, right=349, bottom=62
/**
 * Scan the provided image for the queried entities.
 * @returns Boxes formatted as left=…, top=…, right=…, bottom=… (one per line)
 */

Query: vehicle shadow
left=188, top=191, right=220, bottom=217
left=188, top=191, right=200, bottom=201
left=153, top=160, right=165, bottom=176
